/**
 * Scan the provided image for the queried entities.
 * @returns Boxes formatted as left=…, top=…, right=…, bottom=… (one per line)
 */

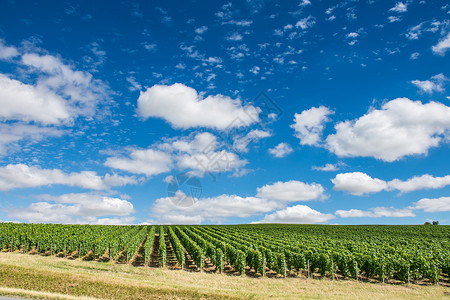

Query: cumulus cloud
left=7, top=193, right=135, bottom=224
left=389, top=2, right=407, bottom=13
left=256, top=180, right=326, bottom=202
left=0, top=40, right=19, bottom=59
left=332, top=172, right=388, bottom=196
left=137, top=83, right=259, bottom=130
left=411, top=73, right=448, bottom=94
left=255, top=205, right=335, bottom=224
left=413, top=197, right=450, bottom=212
left=389, top=174, right=450, bottom=193
left=0, top=164, right=139, bottom=191
left=291, top=106, right=334, bottom=146
left=105, top=132, right=248, bottom=177
left=0, top=74, right=71, bottom=125
left=268, top=142, right=293, bottom=158
left=335, top=207, right=415, bottom=218
left=295, top=16, right=316, bottom=30
left=332, top=172, right=450, bottom=195
left=325, top=98, right=450, bottom=162
left=152, top=192, right=281, bottom=224
left=432, top=33, right=450, bottom=56
left=105, top=148, right=173, bottom=176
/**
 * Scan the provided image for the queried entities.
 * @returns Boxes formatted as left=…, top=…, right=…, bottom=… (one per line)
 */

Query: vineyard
left=1, top=223, right=449, bottom=285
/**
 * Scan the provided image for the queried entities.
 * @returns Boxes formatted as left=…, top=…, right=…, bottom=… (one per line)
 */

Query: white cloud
left=411, top=73, right=448, bottom=94
left=413, top=197, right=450, bottom=212
left=332, top=172, right=388, bottom=196
left=388, top=16, right=401, bottom=23
left=21, top=53, right=109, bottom=119
left=255, top=205, right=335, bottom=224
left=389, top=2, right=407, bottom=13
left=105, top=148, right=173, bottom=176
left=0, top=124, right=63, bottom=156
left=0, top=74, right=72, bottom=125
left=256, top=180, right=326, bottom=202
left=268, top=142, right=293, bottom=158
left=195, top=26, right=208, bottom=34
left=332, top=172, right=450, bottom=195
left=312, top=162, right=344, bottom=171
left=336, top=207, right=415, bottom=218
left=346, top=32, right=359, bottom=39
left=226, top=32, right=243, bottom=41
left=7, top=193, right=135, bottom=224
left=410, top=52, right=420, bottom=59
left=0, top=164, right=138, bottom=191
left=232, top=129, right=271, bottom=153
left=432, top=33, right=450, bottom=56
left=105, top=132, right=248, bottom=177
left=137, top=83, right=259, bottom=130
left=390, top=174, right=450, bottom=193
left=299, top=0, right=311, bottom=7
left=152, top=192, right=281, bottom=224
left=291, top=106, right=334, bottom=146
left=295, top=16, right=316, bottom=30
left=325, top=98, right=450, bottom=161
left=0, top=40, right=19, bottom=60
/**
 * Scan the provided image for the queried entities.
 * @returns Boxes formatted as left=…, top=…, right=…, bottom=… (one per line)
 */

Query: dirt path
left=147, top=234, right=160, bottom=268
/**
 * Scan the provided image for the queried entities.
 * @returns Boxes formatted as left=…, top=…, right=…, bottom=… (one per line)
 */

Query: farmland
left=1, top=223, right=450, bottom=287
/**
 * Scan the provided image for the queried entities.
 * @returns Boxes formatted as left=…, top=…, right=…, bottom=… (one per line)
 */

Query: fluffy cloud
left=152, top=192, right=281, bottom=224
left=7, top=193, right=135, bottom=224
left=0, top=164, right=139, bottom=191
left=137, top=83, right=259, bottom=130
left=105, top=132, right=248, bottom=177
left=105, top=148, right=173, bottom=176
left=295, top=16, right=316, bottom=30
left=325, top=98, right=450, bottom=161
left=413, top=197, right=450, bottom=212
left=389, top=2, right=407, bottom=13
left=389, top=174, right=450, bottom=193
left=0, top=40, right=19, bottom=59
left=332, top=172, right=450, bottom=195
left=268, top=142, right=293, bottom=158
left=332, top=172, right=388, bottom=196
left=432, top=33, right=450, bottom=56
left=335, top=207, right=415, bottom=218
left=291, top=106, right=334, bottom=146
left=0, top=74, right=71, bottom=125
left=255, top=205, right=335, bottom=224
left=256, top=180, right=326, bottom=202
left=411, top=73, right=448, bottom=94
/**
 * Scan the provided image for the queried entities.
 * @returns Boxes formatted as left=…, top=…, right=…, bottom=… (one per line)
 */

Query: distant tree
left=432, top=221, right=439, bottom=225
left=424, top=222, right=431, bottom=225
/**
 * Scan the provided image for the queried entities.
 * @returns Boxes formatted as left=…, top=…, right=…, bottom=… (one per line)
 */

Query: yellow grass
left=0, top=252, right=448, bottom=299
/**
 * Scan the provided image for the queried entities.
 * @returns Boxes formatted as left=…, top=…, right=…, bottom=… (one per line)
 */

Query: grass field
left=0, top=253, right=449, bottom=299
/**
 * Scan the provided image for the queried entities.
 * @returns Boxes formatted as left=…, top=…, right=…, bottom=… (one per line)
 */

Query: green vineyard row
left=1, top=223, right=449, bottom=284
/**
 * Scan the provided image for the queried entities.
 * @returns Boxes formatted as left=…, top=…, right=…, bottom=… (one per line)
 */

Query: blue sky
left=0, top=0, right=449, bottom=225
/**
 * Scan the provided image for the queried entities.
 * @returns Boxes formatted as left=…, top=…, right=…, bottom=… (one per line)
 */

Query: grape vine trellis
left=1, top=223, right=449, bottom=284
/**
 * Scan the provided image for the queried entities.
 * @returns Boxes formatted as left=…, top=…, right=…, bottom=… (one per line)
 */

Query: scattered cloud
left=255, top=205, right=335, bottom=224
left=336, top=207, right=415, bottom=218
left=312, top=162, right=345, bottom=172
left=0, top=164, right=139, bottom=191
left=332, top=172, right=388, bottom=196
left=432, top=33, right=450, bottom=56
left=137, top=83, right=259, bottom=130
left=389, top=2, right=408, bottom=13
left=291, top=106, right=334, bottom=146
left=268, top=142, right=293, bottom=158
left=413, top=197, right=450, bottom=212
left=295, top=16, right=316, bottom=30
left=256, top=180, right=326, bottom=202
left=0, top=40, right=19, bottom=60
left=332, top=172, right=450, bottom=195
left=7, top=193, right=135, bottom=224
left=325, top=98, right=450, bottom=161
left=411, top=73, right=448, bottom=94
